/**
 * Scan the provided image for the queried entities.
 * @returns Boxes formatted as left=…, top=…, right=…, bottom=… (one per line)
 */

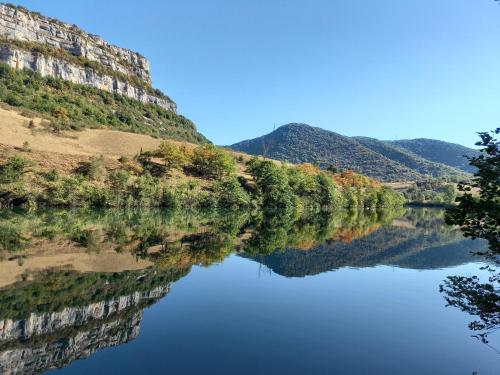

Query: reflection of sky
left=58, top=255, right=498, bottom=375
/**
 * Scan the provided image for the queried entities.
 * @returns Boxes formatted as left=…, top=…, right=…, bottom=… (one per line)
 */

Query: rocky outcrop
left=0, top=285, right=169, bottom=343
left=0, top=4, right=176, bottom=112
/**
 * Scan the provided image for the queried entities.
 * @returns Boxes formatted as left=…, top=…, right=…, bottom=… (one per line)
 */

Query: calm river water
left=0, top=208, right=497, bottom=374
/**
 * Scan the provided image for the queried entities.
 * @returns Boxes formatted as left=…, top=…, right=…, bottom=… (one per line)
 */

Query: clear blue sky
left=14, top=0, right=500, bottom=147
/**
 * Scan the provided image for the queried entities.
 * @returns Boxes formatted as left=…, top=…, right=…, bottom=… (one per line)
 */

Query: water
left=0, top=208, right=497, bottom=374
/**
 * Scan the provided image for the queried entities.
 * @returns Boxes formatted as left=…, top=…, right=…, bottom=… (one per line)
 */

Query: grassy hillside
left=389, top=138, right=479, bottom=173
left=230, top=123, right=471, bottom=182
left=0, top=62, right=209, bottom=144
left=0, top=112, right=404, bottom=211
left=230, top=123, right=422, bottom=182
left=354, top=136, right=468, bottom=179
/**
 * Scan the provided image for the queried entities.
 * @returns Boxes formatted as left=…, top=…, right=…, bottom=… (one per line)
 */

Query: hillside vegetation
left=229, top=123, right=473, bottom=182
left=354, top=136, right=467, bottom=178
left=389, top=138, right=480, bottom=173
left=0, top=62, right=208, bottom=144
left=0, top=122, right=403, bottom=211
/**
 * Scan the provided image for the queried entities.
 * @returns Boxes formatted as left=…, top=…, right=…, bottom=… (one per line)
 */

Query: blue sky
left=13, top=0, right=500, bottom=147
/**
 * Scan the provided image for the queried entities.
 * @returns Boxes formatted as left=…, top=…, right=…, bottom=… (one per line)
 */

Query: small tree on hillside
left=157, top=141, right=188, bottom=171
left=192, top=145, right=235, bottom=180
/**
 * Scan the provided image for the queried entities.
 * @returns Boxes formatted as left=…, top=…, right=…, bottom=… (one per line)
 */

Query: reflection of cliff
left=0, top=308, right=143, bottom=375
left=0, top=285, right=168, bottom=343
left=0, top=266, right=185, bottom=374
left=247, top=223, right=486, bottom=278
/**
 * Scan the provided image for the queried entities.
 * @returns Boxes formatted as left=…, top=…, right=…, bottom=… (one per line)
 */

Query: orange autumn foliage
left=295, top=163, right=321, bottom=175
left=331, top=170, right=381, bottom=189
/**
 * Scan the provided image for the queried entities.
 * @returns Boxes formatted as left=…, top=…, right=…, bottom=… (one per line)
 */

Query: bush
left=213, top=176, right=250, bottom=208
left=76, top=155, right=105, bottom=181
left=0, top=156, right=31, bottom=183
left=247, top=158, right=295, bottom=209
left=192, top=145, right=235, bottom=180
left=157, top=141, right=189, bottom=171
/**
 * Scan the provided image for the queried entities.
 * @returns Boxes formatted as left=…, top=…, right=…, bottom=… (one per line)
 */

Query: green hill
left=230, top=123, right=421, bottom=181
left=389, top=138, right=479, bottom=173
left=354, top=136, right=468, bottom=178
left=229, top=123, right=472, bottom=182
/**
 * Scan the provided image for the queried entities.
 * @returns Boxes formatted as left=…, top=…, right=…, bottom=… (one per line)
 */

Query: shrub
left=157, top=141, right=189, bottom=171
left=76, top=155, right=105, bottom=181
left=247, top=158, right=295, bottom=209
left=192, top=145, right=235, bottom=180
left=213, top=176, right=250, bottom=208
left=0, top=156, right=31, bottom=183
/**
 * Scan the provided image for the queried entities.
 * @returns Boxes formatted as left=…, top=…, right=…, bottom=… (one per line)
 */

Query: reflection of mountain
left=246, top=223, right=486, bottom=278
left=0, top=267, right=183, bottom=375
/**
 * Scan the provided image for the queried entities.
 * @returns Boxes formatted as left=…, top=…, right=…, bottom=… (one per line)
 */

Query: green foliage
left=314, top=172, right=342, bottom=209
left=404, top=180, right=457, bottom=206
left=157, top=141, right=189, bottom=171
left=212, top=176, right=250, bottom=208
left=0, top=62, right=209, bottom=143
left=192, top=145, right=236, bottom=180
left=247, top=158, right=295, bottom=209
left=356, top=136, right=472, bottom=179
left=0, top=156, right=31, bottom=183
left=446, top=128, right=500, bottom=255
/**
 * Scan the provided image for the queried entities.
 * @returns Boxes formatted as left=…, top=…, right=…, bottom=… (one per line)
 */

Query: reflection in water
left=0, top=207, right=490, bottom=373
left=440, top=266, right=500, bottom=350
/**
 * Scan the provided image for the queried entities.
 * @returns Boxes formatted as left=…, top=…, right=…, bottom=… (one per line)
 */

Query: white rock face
left=0, top=4, right=176, bottom=112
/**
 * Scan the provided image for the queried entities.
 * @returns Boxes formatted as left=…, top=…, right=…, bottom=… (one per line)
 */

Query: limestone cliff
left=0, top=3, right=176, bottom=111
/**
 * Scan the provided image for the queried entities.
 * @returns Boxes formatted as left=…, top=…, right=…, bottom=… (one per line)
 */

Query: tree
left=213, top=176, right=250, bottom=208
left=441, top=129, right=499, bottom=347
left=247, top=158, right=295, bottom=209
left=445, top=128, right=499, bottom=255
left=192, top=145, right=235, bottom=180
left=442, top=184, right=456, bottom=205
left=157, top=141, right=188, bottom=171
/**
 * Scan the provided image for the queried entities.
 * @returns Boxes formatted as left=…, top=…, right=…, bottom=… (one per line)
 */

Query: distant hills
left=229, top=123, right=478, bottom=182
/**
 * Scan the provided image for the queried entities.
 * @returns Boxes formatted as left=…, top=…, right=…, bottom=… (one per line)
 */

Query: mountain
left=389, top=139, right=480, bottom=173
left=353, top=136, right=469, bottom=177
left=230, top=123, right=422, bottom=181
left=229, top=123, right=474, bottom=182
left=0, top=4, right=208, bottom=143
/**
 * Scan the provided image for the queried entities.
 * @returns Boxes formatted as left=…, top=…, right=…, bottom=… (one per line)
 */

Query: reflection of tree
left=441, top=129, right=500, bottom=350
left=440, top=269, right=499, bottom=348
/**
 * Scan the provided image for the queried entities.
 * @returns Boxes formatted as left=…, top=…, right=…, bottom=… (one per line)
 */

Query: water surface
left=0, top=208, right=497, bottom=374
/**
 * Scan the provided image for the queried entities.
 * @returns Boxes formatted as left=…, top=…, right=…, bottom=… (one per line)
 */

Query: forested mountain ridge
left=229, top=123, right=475, bottom=182
left=388, top=138, right=480, bottom=173
left=353, top=137, right=469, bottom=178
